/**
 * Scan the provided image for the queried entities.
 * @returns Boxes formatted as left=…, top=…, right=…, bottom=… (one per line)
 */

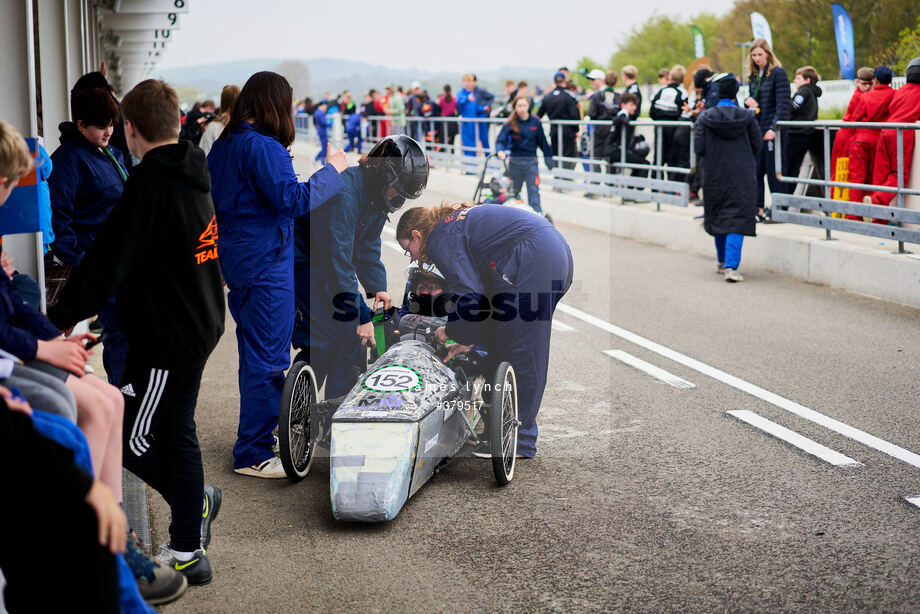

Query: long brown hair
left=224, top=71, right=295, bottom=146
left=748, top=38, right=782, bottom=79
left=507, top=96, right=530, bottom=134
left=217, top=84, right=240, bottom=125
left=396, top=202, right=476, bottom=264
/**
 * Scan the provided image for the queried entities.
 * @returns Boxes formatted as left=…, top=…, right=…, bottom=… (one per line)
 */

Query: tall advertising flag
left=690, top=25, right=706, bottom=58
left=750, top=12, right=773, bottom=49
left=831, top=3, right=856, bottom=80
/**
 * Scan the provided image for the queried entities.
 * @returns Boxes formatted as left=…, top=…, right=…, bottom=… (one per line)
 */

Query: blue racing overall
left=314, top=108, right=329, bottom=163
left=292, top=166, right=387, bottom=399
left=208, top=123, right=344, bottom=468
left=495, top=116, right=555, bottom=213
left=457, top=87, right=495, bottom=159
left=48, top=121, right=129, bottom=386
left=426, top=204, right=573, bottom=457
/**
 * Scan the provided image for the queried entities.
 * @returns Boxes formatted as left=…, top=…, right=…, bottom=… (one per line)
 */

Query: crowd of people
left=0, top=63, right=575, bottom=610
left=291, top=47, right=920, bottom=282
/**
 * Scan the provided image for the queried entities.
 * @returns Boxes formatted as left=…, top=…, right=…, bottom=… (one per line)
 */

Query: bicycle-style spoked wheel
left=278, top=361, right=318, bottom=480
left=489, top=362, right=518, bottom=485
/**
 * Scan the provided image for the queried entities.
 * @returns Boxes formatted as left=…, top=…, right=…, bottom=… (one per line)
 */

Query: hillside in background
left=156, top=57, right=557, bottom=102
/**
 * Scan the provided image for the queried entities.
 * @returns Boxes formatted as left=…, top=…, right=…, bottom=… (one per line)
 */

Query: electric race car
left=277, top=310, right=520, bottom=522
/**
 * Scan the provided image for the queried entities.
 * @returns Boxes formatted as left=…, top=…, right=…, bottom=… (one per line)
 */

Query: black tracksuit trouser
left=121, top=363, right=205, bottom=552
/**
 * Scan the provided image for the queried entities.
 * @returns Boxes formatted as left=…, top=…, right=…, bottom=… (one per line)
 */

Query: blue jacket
left=457, top=87, right=495, bottom=118
left=345, top=113, right=362, bottom=134
left=207, top=123, right=344, bottom=288
left=427, top=204, right=553, bottom=346
left=293, top=166, right=387, bottom=349
left=0, top=272, right=61, bottom=361
left=495, top=116, right=554, bottom=165
left=36, top=144, right=54, bottom=253
left=314, top=109, right=328, bottom=138
left=48, top=122, right=128, bottom=265
left=748, top=65, right=791, bottom=134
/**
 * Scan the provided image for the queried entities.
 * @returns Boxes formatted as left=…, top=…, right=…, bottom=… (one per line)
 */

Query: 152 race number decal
left=362, top=365, right=422, bottom=392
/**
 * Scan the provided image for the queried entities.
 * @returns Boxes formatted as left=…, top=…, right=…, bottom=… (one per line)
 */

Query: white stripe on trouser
left=139, top=369, right=168, bottom=446
left=128, top=369, right=169, bottom=456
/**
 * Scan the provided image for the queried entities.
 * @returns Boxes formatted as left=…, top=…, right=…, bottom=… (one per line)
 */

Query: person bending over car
left=395, top=203, right=573, bottom=458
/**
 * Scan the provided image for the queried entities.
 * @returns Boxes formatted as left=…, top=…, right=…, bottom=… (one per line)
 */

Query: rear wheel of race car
left=278, top=361, right=318, bottom=480
left=489, top=362, right=518, bottom=485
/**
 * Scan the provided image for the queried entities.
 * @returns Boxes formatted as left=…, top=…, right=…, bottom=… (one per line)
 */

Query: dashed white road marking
left=727, top=410, right=861, bottom=467
left=552, top=320, right=575, bottom=332
left=557, top=301, right=920, bottom=471
left=905, top=496, right=920, bottom=509
left=604, top=349, right=695, bottom=388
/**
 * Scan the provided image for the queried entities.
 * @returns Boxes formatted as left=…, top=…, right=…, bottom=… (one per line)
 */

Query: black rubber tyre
left=278, top=361, right=318, bottom=480
left=489, top=362, right=518, bottom=485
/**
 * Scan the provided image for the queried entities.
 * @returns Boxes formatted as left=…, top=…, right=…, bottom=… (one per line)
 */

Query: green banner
left=690, top=25, right=706, bottom=58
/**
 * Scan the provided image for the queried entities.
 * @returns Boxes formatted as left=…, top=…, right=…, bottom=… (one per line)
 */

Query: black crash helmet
left=363, top=135, right=430, bottom=213
left=907, top=57, right=920, bottom=84
left=406, top=262, right=447, bottom=296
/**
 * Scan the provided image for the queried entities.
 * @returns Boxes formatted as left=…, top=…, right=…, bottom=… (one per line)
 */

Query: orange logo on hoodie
left=195, top=215, right=218, bottom=265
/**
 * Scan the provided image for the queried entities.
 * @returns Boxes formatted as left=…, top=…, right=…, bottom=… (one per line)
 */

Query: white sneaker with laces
left=234, top=456, right=287, bottom=479
left=724, top=268, right=744, bottom=282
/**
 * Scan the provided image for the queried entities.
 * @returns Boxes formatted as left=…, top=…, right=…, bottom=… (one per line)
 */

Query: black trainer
left=201, top=485, right=222, bottom=549
left=157, top=547, right=212, bottom=585
left=125, top=533, right=188, bottom=605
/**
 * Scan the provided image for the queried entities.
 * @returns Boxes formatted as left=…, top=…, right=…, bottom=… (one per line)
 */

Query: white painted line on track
left=727, top=410, right=861, bottom=466
left=552, top=320, right=575, bottom=332
left=905, top=496, right=920, bottom=509
left=556, top=301, right=920, bottom=471
left=604, top=350, right=695, bottom=388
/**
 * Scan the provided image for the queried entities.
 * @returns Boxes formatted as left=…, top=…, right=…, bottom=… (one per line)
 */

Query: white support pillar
left=38, top=0, right=69, bottom=151
left=0, top=0, right=43, bottom=288
left=64, top=0, right=84, bottom=94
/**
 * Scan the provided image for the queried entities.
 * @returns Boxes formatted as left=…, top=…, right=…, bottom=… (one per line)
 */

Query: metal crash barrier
left=297, top=113, right=697, bottom=208
left=774, top=120, right=920, bottom=253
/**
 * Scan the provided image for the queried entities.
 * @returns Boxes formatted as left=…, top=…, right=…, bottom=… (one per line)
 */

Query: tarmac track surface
left=155, top=168, right=920, bottom=613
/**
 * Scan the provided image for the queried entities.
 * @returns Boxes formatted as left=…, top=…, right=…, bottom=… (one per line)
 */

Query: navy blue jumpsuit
left=208, top=123, right=344, bottom=469
left=48, top=121, right=129, bottom=386
left=292, top=166, right=387, bottom=399
left=314, top=108, right=329, bottom=163
left=495, top=116, right=555, bottom=213
left=427, top=204, right=573, bottom=457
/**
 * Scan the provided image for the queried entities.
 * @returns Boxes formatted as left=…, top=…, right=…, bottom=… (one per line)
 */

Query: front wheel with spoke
left=279, top=361, right=318, bottom=480
left=489, top=362, right=518, bottom=485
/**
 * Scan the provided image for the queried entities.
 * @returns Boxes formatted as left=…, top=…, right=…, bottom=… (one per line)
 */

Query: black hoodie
left=789, top=82, right=822, bottom=134
left=694, top=104, right=762, bottom=236
left=49, top=140, right=225, bottom=370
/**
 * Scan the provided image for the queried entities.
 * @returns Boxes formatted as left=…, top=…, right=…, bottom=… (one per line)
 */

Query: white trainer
left=233, top=456, right=287, bottom=479
left=724, top=268, right=744, bottom=283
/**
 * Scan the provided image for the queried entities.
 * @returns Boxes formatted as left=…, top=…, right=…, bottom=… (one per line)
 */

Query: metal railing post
left=556, top=122, right=562, bottom=159
left=897, top=127, right=905, bottom=253
left=656, top=125, right=663, bottom=181
left=823, top=126, right=832, bottom=240
left=689, top=125, right=696, bottom=170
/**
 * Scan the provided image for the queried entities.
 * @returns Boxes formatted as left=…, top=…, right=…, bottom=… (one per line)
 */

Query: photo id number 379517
left=437, top=399, right=483, bottom=412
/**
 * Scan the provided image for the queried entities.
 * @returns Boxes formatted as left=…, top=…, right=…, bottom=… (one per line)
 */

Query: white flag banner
left=750, top=12, right=773, bottom=49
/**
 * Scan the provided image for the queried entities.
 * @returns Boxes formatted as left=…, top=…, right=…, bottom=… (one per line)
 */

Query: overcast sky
left=157, top=0, right=739, bottom=72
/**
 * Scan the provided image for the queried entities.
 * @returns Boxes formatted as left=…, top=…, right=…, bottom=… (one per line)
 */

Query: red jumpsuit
left=870, top=83, right=920, bottom=206
left=848, top=83, right=895, bottom=203
left=830, top=87, right=864, bottom=183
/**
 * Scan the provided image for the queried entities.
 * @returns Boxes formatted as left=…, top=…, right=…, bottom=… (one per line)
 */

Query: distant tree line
left=575, top=0, right=920, bottom=87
